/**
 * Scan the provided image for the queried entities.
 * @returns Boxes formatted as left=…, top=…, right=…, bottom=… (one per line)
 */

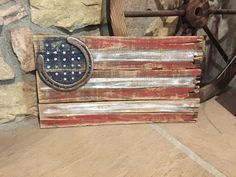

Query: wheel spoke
left=203, top=25, right=229, bottom=63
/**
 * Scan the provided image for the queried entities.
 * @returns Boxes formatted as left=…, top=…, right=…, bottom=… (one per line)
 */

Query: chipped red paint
left=40, top=113, right=197, bottom=128
left=40, top=87, right=195, bottom=104
left=35, top=36, right=203, bottom=128
left=80, top=36, right=204, bottom=50
left=92, top=69, right=201, bottom=78
left=94, top=61, right=200, bottom=70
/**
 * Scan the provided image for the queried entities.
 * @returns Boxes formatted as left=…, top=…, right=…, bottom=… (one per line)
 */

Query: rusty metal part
left=37, top=37, right=93, bottom=92
left=203, top=25, right=229, bottom=63
left=200, top=56, right=236, bottom=102
left=208, top=9, right=236, bottom=15
left=184, top=0, right=210, bottom=28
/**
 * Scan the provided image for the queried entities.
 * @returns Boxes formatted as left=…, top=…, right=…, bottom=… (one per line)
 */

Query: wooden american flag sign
left=34, top=35, right=203, bottom=128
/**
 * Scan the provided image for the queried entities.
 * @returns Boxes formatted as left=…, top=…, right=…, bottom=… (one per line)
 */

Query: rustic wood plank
left=92, top=69, right=201, bottom=78
left=78, top=36, right=204, bottom=50
left=40, top=112, right=198, bottom=128
left=93, top=61, right=200, bottom=70
left=37, top=74, right=197, bottom=90
left=38, top=85, right=196, bottom=104
left=39, top=99, right=200, bottom=117
left=91, top=49, right=203, bottom=62
left=34, top=35, right=204, bottom=51
left=109, top=0, right=128, bottom=36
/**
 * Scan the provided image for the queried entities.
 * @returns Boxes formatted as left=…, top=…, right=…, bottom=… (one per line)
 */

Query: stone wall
left=0, top=0, right=102, bottom=124
left=0, top=0, right=235, bottom=124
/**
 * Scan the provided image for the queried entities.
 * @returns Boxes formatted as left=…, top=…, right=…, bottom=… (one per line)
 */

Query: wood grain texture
left=38, top=76, right=196, bottom=103
left=40, top=113, right=198, bottom=128
left=39, top=99, right=199, bottom=128
left=37, top=74, right=197, bottom=90
left=92, top=69, right=201, bottom=78
left=109, top=0, right=127, bottom=36
left=34, top=36, right=203, bottom=128
left=91, top=49, right=202, bottom=62
left=93, top=61, right=200, bottom=70
left=78, top=36, right=204, bottom=50
left=39, top=99, right=200, bottom=116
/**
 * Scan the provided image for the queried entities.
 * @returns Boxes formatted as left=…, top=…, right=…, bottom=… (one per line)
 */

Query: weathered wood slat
left=93, top=61, right=199, bottom=70
left=92, top=69, right=201, bottom=78
left=91, top=49, right=202, bottom=62
left=40, top=113, right=198, bottom=128
left=38, top=74, right=197, bottom=90
left=39, top=99, right=200, bottom=116
left=82, top=77, right=197, bottom=89
left=38, top=85, right=196, bottom=104
left=78, top=36, right=204, bottom=50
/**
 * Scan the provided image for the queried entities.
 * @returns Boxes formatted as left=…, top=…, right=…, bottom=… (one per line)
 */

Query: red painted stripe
left=94, top=61, right=199, bottom=70
left=92, top=69, right=201, bottom=78
left=40, top=113, right=197, bottom=127
left=80, top=36, right=203, bottom=50
left=40, top=87, right=196, bottom=103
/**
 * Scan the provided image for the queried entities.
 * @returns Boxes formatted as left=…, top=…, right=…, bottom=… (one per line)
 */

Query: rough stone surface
left=145, top=17, right=178, bottom=36
left=0, top=81, right=38, bottom=124
left=11, top=27, right=35, bottom=72
left=157, top=0, right=181, bottom=10
left=30, top=0, right=102, bottom=32
left=144, top=0, right=181, bottom=37
left=0, top=57, right=14, bottom=80
left=0, top=3, right=27, bottom=25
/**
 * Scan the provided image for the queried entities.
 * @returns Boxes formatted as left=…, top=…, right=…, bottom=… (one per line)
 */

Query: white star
left=63, top=65, right=66, bottom=67
left=71, top=64, right=75, bottom=67
left=64, top=78, right=67, bottom=81
left=47, top=66, right=50, bottom=69
left=63, top=51, right=66, bottom=55
left=64, top=72, right=67, bottom=75
left=55, top=72, right=59, bottom=76
left=46, top=58, right=50, bottom=62
left=79, top=72, right=82, bottom=74
left=72, top=51, right=75, bottom=54
left=71, top=58, right=75, bottom=61
left=62, top=44, right=65, bottom=47
left=77, top=57, right=80, bottom=60
left=45, top=43, right=49, bottom=47
left=63, top=58, right=66, bottom=61
left=54, top=58, right=58, bottom=61
left=71, top=71, right=75, bottom=75
left=53, top=51, right=57, bottom=54
left=46, top=51, right=50, bottom=55
left=72, top=77, right=75, bottom=80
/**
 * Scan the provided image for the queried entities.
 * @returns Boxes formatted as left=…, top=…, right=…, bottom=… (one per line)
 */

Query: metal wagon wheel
left=107, top=0, right=236, bottom=102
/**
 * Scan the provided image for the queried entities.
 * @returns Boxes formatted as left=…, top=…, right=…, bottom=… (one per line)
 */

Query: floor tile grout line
left=149, top=124, right=227, bottom=177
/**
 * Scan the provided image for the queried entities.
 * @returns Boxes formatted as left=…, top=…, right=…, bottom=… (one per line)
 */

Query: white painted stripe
left=83, top=77, right=196, bottom=89
left=40, top=77, right=196, bottom=91
left=150, top=124, right=227, bottom=177
left=92, top=50, right=202, bottom=62
left=41, top=99, right=200, bottom=116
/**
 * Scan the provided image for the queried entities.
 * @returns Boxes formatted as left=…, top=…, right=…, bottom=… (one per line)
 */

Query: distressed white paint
left=41, top=99, right=200, bottom=116
left=92, top=50, right=203, bottom=62
left=40, top=77, right=197, bottom=91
